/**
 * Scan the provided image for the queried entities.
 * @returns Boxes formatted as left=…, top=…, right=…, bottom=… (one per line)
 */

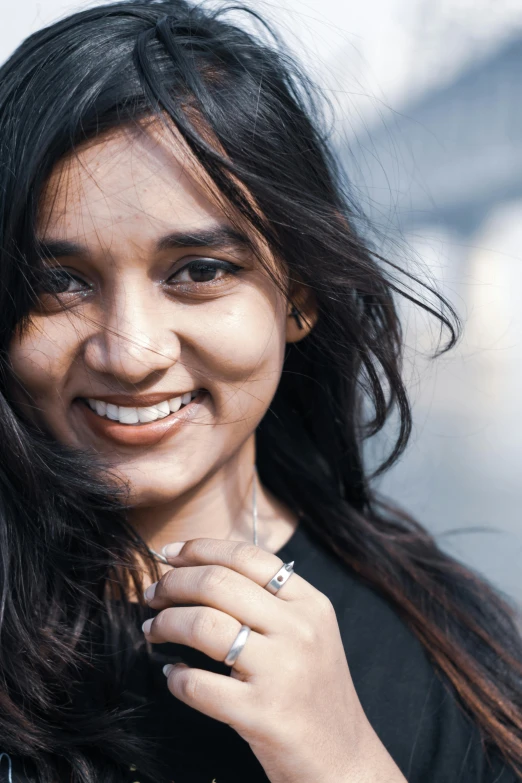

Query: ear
left=285, top=284, right=318, bottom=343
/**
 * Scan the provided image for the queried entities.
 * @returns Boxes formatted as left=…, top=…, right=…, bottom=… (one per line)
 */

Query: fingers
left=160, top=537, right=315, bottom=601
left=143, top=605, right=268, bottom=675
left=164, top=663, right=248, bottom=724
left=146, top=564, right=287, bottom=633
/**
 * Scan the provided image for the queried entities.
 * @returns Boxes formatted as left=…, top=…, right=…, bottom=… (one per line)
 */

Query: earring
left=290, top=304, right=304, bottom=330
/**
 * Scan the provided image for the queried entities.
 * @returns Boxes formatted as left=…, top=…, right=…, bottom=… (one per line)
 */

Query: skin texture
left=9, top=124, right=308, bottom=554
left=8, top=124, right=406, bottom=782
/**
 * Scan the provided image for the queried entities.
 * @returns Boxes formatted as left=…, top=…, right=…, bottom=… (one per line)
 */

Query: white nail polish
left=144, top=581, right=157, bottom=601
left=162, top=542, right=185, bottom=558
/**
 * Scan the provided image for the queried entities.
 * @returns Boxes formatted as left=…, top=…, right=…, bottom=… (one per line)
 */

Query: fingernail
left=162, top=542, right=185, bottom=558
left=142, top=618, right=153, bottom=634
left=144, top=582, right=157, bottom=601
left=163, top=664, right=174, bottom=677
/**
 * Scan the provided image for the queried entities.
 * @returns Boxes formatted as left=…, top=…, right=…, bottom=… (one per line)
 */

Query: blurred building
left=341, top=36, right=522, bottom=605
left=348, top=36, right=522, bottom=238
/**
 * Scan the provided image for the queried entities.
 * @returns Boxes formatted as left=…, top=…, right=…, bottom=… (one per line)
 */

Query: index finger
left=160, top=538, right=313, bottom=601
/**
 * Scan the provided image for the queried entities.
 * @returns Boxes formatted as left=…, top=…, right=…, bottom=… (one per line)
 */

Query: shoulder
left=281, top=524, right=518, bottom=782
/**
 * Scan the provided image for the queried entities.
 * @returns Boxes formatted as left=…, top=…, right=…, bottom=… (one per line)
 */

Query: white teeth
left=118, top=407, right=139, bottom=424
left=95, top=400, right=107, bottom=416
left=169, top=396, right=182, bottom=413
left=106, top=403, right=119, bottom=421
left=137, top=406, right=159, bottom=423
left=155, top=400, right=170, bottom=419
left=85, top=391, right=202, bottom=425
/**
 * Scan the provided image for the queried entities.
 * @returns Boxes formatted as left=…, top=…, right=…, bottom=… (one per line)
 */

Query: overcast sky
left=3, top=0, right=522, bottom=133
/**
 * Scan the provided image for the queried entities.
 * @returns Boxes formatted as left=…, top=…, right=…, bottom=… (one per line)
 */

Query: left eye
left=166, top=259, right=241, bottom=285
left=38, top=268, right=90, bottom=295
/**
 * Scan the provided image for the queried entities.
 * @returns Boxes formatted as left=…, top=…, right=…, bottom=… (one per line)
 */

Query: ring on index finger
left=264, top=560, right=295, bottom=595
left=222, top=560, right=296, bottom=668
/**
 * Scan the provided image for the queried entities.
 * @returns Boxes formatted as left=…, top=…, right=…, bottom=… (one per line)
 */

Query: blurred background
left=2, top=0, right=521, bottom=604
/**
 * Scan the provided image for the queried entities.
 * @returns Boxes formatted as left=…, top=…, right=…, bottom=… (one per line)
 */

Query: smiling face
left=8, top=125, right=312, bottom=509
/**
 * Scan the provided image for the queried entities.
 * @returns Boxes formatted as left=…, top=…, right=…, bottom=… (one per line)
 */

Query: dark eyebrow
left=155, top=226, right=252, bottom=253
left=35, top=226, right=252, bottom=261
left=36, top=239, right=88, bottom=260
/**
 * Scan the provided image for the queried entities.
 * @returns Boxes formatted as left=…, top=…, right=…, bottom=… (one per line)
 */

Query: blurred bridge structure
left=339, top=36, right=522, bottom=605
left=345, top=36, right=522, bottom=240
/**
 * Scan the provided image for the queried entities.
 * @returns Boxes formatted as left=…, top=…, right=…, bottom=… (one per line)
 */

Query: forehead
left=37, top=124, right=228, bottom=244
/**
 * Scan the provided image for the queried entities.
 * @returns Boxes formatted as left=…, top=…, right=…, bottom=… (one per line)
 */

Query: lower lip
left=75, top=391, right=208, bottom=447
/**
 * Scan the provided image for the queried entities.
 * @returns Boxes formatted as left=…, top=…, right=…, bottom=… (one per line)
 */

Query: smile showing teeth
left=85, top=391, right=199, bottom=425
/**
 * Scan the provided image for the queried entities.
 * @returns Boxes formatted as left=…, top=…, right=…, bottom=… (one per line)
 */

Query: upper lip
left=77, top=390, right=203, bottom=407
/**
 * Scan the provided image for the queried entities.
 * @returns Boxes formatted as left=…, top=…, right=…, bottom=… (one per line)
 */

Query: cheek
left=196, top=297, right=286, bottom=406
left=8, top=317, right=77, bottom=405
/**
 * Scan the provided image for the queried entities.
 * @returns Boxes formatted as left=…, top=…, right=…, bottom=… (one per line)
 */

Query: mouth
left=74, top=389, right=209, bottom=447
left=81, top=389, right=201, bottom=425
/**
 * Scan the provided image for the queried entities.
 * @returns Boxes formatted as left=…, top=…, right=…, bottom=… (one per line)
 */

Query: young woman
left=0, top=1, right=520, bottom=781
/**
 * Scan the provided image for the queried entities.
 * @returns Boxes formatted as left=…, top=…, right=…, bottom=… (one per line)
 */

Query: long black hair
left=0, top=2, right=521, bottom=781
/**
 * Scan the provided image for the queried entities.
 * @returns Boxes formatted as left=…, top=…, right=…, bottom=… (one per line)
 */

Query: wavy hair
left=0, top=1, right=520, bottom=780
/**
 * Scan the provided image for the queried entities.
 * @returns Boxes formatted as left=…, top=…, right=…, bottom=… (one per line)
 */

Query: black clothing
left=117, top=522, right=517, bottom=783
left=1, top=522, right=518, bottom=782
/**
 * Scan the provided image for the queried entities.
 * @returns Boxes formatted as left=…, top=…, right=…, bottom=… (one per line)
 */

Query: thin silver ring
left=224, top=624, right=251, bottom=667
left=264, top=560, right=295, bottom=594
left=223, top=560, right=296, bottom=667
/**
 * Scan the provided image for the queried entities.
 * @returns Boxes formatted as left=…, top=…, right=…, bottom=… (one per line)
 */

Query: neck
left=128, top=442, right=298, bottom=557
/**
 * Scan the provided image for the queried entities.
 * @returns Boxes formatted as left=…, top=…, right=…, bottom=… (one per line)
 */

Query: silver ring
left=224, top=624, right=251, bottom=667
left=264, top=560, right=295, bottom=595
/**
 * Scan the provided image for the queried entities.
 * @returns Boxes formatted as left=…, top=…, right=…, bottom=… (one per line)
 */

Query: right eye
left=37, top=268, right=91, bottom=296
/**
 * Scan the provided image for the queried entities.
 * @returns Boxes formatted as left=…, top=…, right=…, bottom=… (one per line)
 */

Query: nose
left=83, top=284, right=181, bottom=386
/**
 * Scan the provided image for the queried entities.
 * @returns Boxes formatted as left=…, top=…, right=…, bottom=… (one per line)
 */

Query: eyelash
left=165, top=259, right=242, bottom=289
left=38, top=258, right=243, bottom=299
left=36, top=269, right=90, bottom=298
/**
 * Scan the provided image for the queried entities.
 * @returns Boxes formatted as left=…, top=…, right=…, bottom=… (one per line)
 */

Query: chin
left=119, top=477, right=184, bottom=507
left=111, top=459, right=200, bottom=507
left=124, top=486, right=176, bottom=507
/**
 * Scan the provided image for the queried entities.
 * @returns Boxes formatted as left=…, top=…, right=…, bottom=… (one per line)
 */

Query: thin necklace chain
left=252, top=463, right=258, bottom=546
left=147, top=465, right=258, bottom=564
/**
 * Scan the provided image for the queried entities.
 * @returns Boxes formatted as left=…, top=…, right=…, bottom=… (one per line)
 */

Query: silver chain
left=147, top=464, right=258, bottom=564
left=252, top=462, right=258, bottom=546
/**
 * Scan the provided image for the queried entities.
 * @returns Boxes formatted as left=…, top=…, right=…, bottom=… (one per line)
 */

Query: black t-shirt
left=1, top=522, right=518, bottom=783
left=115, top=522, right=518, bottom=783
